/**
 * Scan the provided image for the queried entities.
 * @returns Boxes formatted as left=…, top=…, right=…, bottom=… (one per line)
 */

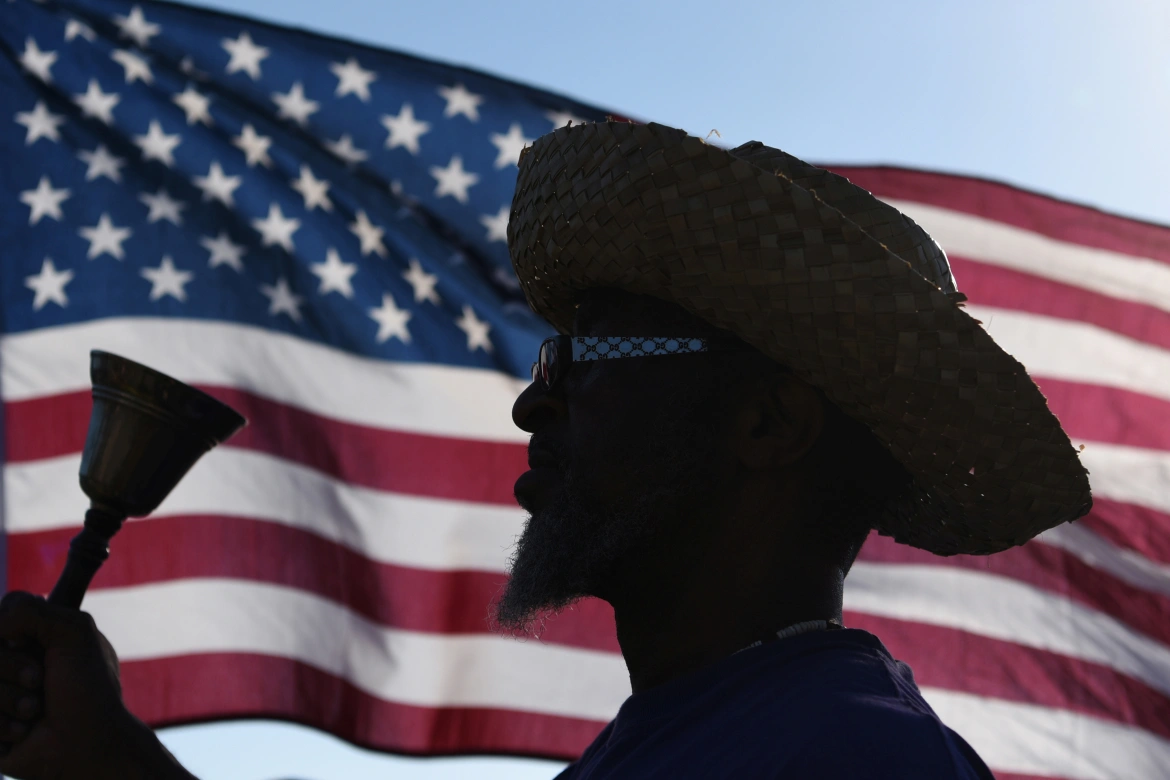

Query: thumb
left=0, top=591, right=93, bottom=647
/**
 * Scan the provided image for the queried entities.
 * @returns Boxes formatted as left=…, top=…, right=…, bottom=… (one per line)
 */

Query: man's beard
left=493, top=385, right=723, bottom=636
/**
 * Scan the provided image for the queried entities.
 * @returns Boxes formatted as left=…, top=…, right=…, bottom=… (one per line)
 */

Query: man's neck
left=605, top=515, right=844, bottom=694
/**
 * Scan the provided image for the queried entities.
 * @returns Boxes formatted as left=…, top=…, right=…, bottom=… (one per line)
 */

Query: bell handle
left=47, top=507, right=127, bottom=609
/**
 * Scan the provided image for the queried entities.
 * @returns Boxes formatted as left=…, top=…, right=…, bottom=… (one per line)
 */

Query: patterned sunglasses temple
left=530, top=335, right=756, bottom=390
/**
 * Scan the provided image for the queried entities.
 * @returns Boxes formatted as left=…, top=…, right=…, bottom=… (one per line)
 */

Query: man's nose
left=512, top=379, right=567, bottom=433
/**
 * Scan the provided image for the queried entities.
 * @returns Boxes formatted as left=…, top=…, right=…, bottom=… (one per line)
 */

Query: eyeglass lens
left=539, top=338, right=559, bottom=389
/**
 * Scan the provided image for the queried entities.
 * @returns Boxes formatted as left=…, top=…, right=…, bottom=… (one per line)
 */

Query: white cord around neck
left=734, top=619, right=841, bottom=655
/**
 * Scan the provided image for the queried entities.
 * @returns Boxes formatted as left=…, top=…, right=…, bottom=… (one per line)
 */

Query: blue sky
left=154, top=1, right=1168, bottom=777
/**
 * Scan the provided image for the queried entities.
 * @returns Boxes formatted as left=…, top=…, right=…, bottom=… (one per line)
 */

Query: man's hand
left=0, top=591, right=196, bottom=780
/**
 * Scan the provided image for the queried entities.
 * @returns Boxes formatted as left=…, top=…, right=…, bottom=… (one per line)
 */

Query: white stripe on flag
left=886, top=198, right=1170, bottom=315
left=85, top=578, right=630, bottom=721
left=5, top=449, right=525, bottom=571
left=922, top=687, right=1170, bottom=780
left=3, top=312, right=1169, bottom=440
left=0, top=318, right=530, bottom=442
left=846, top=562, right=1170, bottom=698
left=1076, top=441, right=1170, bottom=516
left=964, top=305, right=1170, bottom=405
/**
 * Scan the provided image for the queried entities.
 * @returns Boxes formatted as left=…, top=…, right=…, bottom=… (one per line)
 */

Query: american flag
left=2, top=1, right=1168, bottom=778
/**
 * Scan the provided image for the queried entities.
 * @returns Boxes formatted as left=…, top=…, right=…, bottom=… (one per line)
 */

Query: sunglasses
left=530, top=335, right=758, bottom=391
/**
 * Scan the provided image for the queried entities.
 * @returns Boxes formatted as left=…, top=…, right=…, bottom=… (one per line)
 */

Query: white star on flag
left=349, top=210, right=387, bottom=257
left=193, top=161, right=241, bottom=207
left=74, top=80, right=120, bottom=125
left=25, top=258, right=73, bottom=310
left=20, top=176, right=70, bottom=225
left=222, top=31, right=269, bottom=79
left=437, top=83, right=483, bottom=121
left=201, top=232, right=245, bottom=271
left=330, top=58, right=376, bottom=101
left=369, top=292, right=412, bottom=343
left=479, top=206, right=509, bottom=243
left=173, top=86, right=212, bottom=125
left=113, top=6, right=161, bottom=48
left=252, top=203, right=300, bottom=251
left=260, top=277, right=303, bottom=321
left=456, top=305, right=492, bottom=352
left=111, top=49, right=153, bottom=84
left=430, top=155, right=479, bottom=203
left=291, top=165, right=332, bottom=211
left=381, top=103, right=430, bottom=154
left=134, top=120, right=181, bottom=166
left=272, top=82, right=319, bottom=126
left=325, top=134, right=368, bottom=166
left=139, top=188, right=185, bottom=225
left=233, top=124, right=272, bottom=167
left=310, top=248, right=358, bottom=297
left=141, top=256, right=193, bottom=301
left=78, top=145, right=125, bottom=182
left=402, top=258, right=441, bottom=305
left=19, top=38, right=56, bottom=83
left=79, top=214, right=132, bottom=260
left=546, top=108, right=587, bottom=129
left=65, top=18, right=96, bottom=42
left=15, top=101, right=64, bottom=145
left=114, top=5, right=160, bottom=48
left=489, top=123, right=533, bottom=168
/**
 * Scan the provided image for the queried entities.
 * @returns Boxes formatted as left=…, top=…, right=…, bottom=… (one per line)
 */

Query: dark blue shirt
left=555, top=628, right=994, bottom=779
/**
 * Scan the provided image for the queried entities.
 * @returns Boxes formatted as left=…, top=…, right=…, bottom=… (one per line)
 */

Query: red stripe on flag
left=825, top=166, right=1170, bottom=264
left=4, top=387, right=528, bottom=507
left=1081, top=499, right=1170, bottom=567
left=845, top=613, right=1170, bottom=744
left=949, top=254, right=1170, bottom=353
left=121, top=652, right=601, bottom=762
left=7, top=515, right=620, bottom=653
left=1032, top=378, right=1170, bottom=454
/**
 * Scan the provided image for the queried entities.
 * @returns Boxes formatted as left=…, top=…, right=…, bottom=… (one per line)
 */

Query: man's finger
left=1, top=717, right=29, bottom=742
left=0, top=648, right=41, bottom=690
left=0, top=682, right=40, bottom=721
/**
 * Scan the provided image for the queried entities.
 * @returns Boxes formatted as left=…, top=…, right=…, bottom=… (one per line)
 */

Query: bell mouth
left=90, top=350, right=247, bottom=445
left=81, top=351, right=248, bottom=518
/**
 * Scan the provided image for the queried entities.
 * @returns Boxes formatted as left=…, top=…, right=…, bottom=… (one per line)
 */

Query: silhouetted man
left=0, top=121, right=1091, bottom=778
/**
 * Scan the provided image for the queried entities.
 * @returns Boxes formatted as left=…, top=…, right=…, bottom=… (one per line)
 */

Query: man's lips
left=515, top=463, right=560, bottom=494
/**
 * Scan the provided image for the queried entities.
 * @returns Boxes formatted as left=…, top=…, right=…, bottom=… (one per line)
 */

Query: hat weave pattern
left=508, top=121, right=1092, bottom=555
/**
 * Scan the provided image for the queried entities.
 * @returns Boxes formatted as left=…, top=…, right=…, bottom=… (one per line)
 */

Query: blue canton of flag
left=1, top=0, right=612, bottom=370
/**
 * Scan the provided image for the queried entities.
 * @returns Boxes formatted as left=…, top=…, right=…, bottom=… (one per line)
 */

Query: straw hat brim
left=507, top=121, right=1092, bottom=556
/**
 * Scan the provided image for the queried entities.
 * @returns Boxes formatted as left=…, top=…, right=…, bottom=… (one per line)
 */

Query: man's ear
left=732, top=373, right=825, bottom=471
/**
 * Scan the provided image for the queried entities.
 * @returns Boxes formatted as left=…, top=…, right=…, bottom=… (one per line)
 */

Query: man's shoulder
left=557, top=632, right=995, bottom=779
left=737, top=636, right=995, bottom=778
left=779, top=701, right=995, bottom=780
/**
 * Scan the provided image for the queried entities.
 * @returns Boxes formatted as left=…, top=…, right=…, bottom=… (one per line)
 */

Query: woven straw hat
left=507, top=120, right=1092, bottom=556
